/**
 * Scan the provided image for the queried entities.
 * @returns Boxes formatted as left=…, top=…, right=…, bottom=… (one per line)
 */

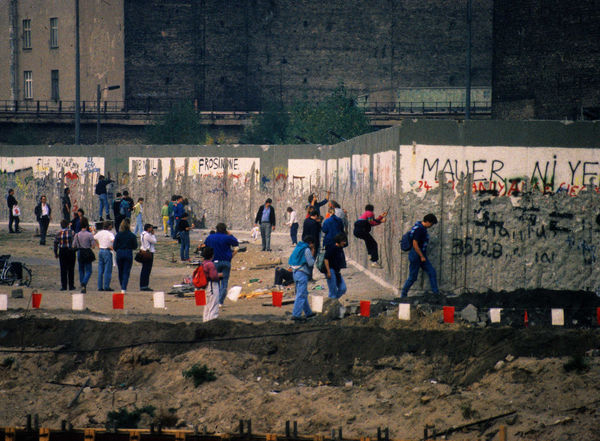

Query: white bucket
left=551, top=308, right=564, bottom=326
left=311, top=295, right=324, bottom=313
left=398, top=303, right=410, bottom=320
left=153, top=291, right=165, bottom=308
left=227, top=286, right=242, bottom=302
left=339, top=306, right=346, bottom=319
left=0, top=294, right=7, bottom=311
left=489, top=308, right=502, bottom=323
left=72, top=293, right=84, bottom=311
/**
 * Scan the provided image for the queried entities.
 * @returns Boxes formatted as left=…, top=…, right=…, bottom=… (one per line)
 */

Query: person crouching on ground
left=54, top=219, right=76, bottom=291
left=73, top=217, right=95, bottom=293
left=139, top=224, right=157, bottom=291
left=113, top=218, right=138, bottom=292
left=177, top=212, right=193, bottom=261
left=201, top=246, right=223, bottom=322
left=324, top=233, right=348, bottom=299
left=290, top=236, right=317, bottom=321
left=94, top=220, right=115, bottom=291
left=401, top=213, right=439, bottom=297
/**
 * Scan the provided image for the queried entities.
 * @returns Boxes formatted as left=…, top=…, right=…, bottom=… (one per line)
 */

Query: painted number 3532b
left=451, top=237, right=503, bottom=259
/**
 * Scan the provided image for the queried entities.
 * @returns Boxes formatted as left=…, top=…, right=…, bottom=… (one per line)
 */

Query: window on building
left=51, top=70, right=59, bottom=101
left=50, top=18, right=58, bottom=48
left=24, top=71, right=33, bottom=99
left=22, top=19, right=31, bottom=49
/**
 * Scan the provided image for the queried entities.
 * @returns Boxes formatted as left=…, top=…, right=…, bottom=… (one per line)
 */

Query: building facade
left=0, top=0, right=125, bottom=105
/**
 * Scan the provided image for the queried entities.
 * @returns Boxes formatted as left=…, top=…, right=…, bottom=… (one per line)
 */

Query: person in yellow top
left=161, top=201, right=169, bottom=237
left=133, top=198, right=144, bottom=236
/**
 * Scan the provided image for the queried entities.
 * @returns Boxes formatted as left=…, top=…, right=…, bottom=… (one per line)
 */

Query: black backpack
left=400, top=223, right=420, bottom=251
left=353, top=219, right=371, bottom=237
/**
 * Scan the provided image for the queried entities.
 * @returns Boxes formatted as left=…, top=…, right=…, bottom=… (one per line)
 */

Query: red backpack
left=192, top=264, right=208, bottom=289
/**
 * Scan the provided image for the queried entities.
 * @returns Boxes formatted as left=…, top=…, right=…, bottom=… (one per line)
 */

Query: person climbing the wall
left=307, top=191, right=331, bottom=218
left=401, top=213, right=439, bottom=297
left=353, top=204, right=387, bottom=268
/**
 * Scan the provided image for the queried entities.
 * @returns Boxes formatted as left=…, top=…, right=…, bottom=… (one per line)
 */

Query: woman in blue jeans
left=113, top=218, right=138, bottom=291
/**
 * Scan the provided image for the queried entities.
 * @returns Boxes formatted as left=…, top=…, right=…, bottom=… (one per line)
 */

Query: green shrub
left=106, top=405, right=155, bottom=429
left=182, top=363, right=216, bottom=387
left=146, top=102, right=206, bottom=144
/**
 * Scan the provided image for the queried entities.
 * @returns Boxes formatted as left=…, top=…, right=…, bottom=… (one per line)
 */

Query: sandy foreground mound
left=1, top=317, right=599, bottom=441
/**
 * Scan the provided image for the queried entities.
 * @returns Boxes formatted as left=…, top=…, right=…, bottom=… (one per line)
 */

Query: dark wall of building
left=124, top=0, right=492, bottom=110
left=493, top=0, right=600, bottom=120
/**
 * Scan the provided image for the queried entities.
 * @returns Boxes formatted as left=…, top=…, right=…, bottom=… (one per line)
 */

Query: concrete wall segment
left=1, top=120, right=600, bottom=293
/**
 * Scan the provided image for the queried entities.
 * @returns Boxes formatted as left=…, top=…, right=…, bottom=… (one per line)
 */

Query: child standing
left=290, top=237, right=317, bottom=321
left=133, top=198, right=144, bottom=236
left=353, top=204, right=387, bottom=268
left=201, top=246, right=222, bottom=322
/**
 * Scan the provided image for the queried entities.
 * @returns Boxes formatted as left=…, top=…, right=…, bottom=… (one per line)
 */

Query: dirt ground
left=1, top=224, right=600, bottom=441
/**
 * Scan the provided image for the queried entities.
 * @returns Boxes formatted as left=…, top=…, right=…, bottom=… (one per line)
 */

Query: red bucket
left=272, top=291, right=283, bottom=307
left=195, top=290, right=206, bottom=306
left=32, top=292, right=42, bottom=309
left=360, top=300, right=370, bottom=317
left=443, top=306, right=455, bottom=323
left=112, top=293, right=124, bottom=309
left=597, top=307, right=600, bottom=325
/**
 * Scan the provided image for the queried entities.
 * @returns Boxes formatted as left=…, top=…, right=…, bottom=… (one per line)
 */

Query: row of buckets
left=2, top=292, right=599, bottom=326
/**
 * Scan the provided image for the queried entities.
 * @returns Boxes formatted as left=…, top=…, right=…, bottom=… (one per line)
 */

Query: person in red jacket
left=201, top=246, right=223, bottom=322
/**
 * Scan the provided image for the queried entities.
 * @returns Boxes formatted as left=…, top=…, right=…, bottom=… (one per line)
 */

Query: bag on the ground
left=192, top=264, right=208, bottom=289
left=119, top=198, right=130, bottom=216
left=288, top=242, right=309, bottom=267
left=79, top=248, right=96, bottom=263
left=134, top=249, right=152, bottom=263
left=315, top=249, right=327, bottom=274
left=353, top=219, right=371, bottom=237
left=400, top=224, right=419, bottom=251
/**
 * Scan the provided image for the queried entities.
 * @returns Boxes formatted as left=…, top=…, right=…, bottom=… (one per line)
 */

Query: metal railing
left=0, top=99, right=491, bottom=120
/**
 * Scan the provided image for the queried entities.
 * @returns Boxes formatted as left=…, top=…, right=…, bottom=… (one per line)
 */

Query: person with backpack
left=120, top=191, right=133, bottom=221
left=324, top=233, right=348, bottom=299
left=289, top=236, right=317, bottom=322
left=353, top=204, right=387, bottom=269
left=401, top=213, right=439, bottom=297
left=95, top=175, right=113, bottom=221
left=198, top=246, right=223, bottom=322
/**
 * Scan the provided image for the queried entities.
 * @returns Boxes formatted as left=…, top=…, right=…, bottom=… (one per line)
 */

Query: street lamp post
left=96, top=84, right=120, bottom=144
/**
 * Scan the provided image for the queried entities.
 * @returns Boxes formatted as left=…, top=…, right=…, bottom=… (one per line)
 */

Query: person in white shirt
left=34, top=195, right=52, bottom=245
left=286, top=206, right=299, bottom=246
left=139, top=224, right=157, bottom=291
left=94, top=221, right=115, bottom=291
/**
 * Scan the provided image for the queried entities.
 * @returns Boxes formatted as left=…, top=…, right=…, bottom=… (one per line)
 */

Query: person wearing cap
left=254, top=198, right=276, bottom=251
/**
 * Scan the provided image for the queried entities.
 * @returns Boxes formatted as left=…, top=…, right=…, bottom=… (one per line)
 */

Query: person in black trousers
left=302, top=207, right=322, bottom=280
left=113, top=218, right=138, bottom=292
left=7, top=189, right=19, bottom=233
left=34, top=195, right=52, bottom=245
left=62, top=187, right=72, bottom=221
left=139, top=224, right=157, bottom=291
left=54, top=219, right=76, bottom=290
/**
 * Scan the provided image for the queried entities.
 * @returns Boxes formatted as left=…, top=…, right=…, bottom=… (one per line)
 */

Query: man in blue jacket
left=401, top=213, right=439, bottom=297
left=321, top=207, right=345, bottom=248
left=204, top=223, right=239, bottom=304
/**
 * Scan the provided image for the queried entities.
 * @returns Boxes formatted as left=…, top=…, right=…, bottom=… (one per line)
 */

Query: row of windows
left=22, top=18, right=59, bottom=50
left=23, top=70, right=60, bottom=101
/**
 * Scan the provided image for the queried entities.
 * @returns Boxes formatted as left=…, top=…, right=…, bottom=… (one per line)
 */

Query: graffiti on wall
left=0, top=156, right=104, bottom=179
left=401, top=145, right=600, bottom=196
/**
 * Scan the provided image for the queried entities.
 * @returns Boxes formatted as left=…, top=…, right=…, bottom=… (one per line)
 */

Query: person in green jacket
left=161, top=201, right=169, bottom=236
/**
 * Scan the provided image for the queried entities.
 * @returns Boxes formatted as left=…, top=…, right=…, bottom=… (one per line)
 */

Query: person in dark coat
left=34, top=195, right=52, bottom=245
left=7, top=189, right=19, bottom=233
left=62, top=188, right=72, bottom=221
left=254, top=198, right=276, bottom=251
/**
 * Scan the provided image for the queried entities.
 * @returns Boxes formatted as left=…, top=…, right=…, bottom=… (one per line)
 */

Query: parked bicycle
left=0, top=255, right=32, bottom=287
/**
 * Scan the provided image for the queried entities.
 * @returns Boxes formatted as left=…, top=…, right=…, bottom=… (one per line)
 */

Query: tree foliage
left=146, top=101, right=206, bottom=144
left=241, top=85, right=372, bottom=144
